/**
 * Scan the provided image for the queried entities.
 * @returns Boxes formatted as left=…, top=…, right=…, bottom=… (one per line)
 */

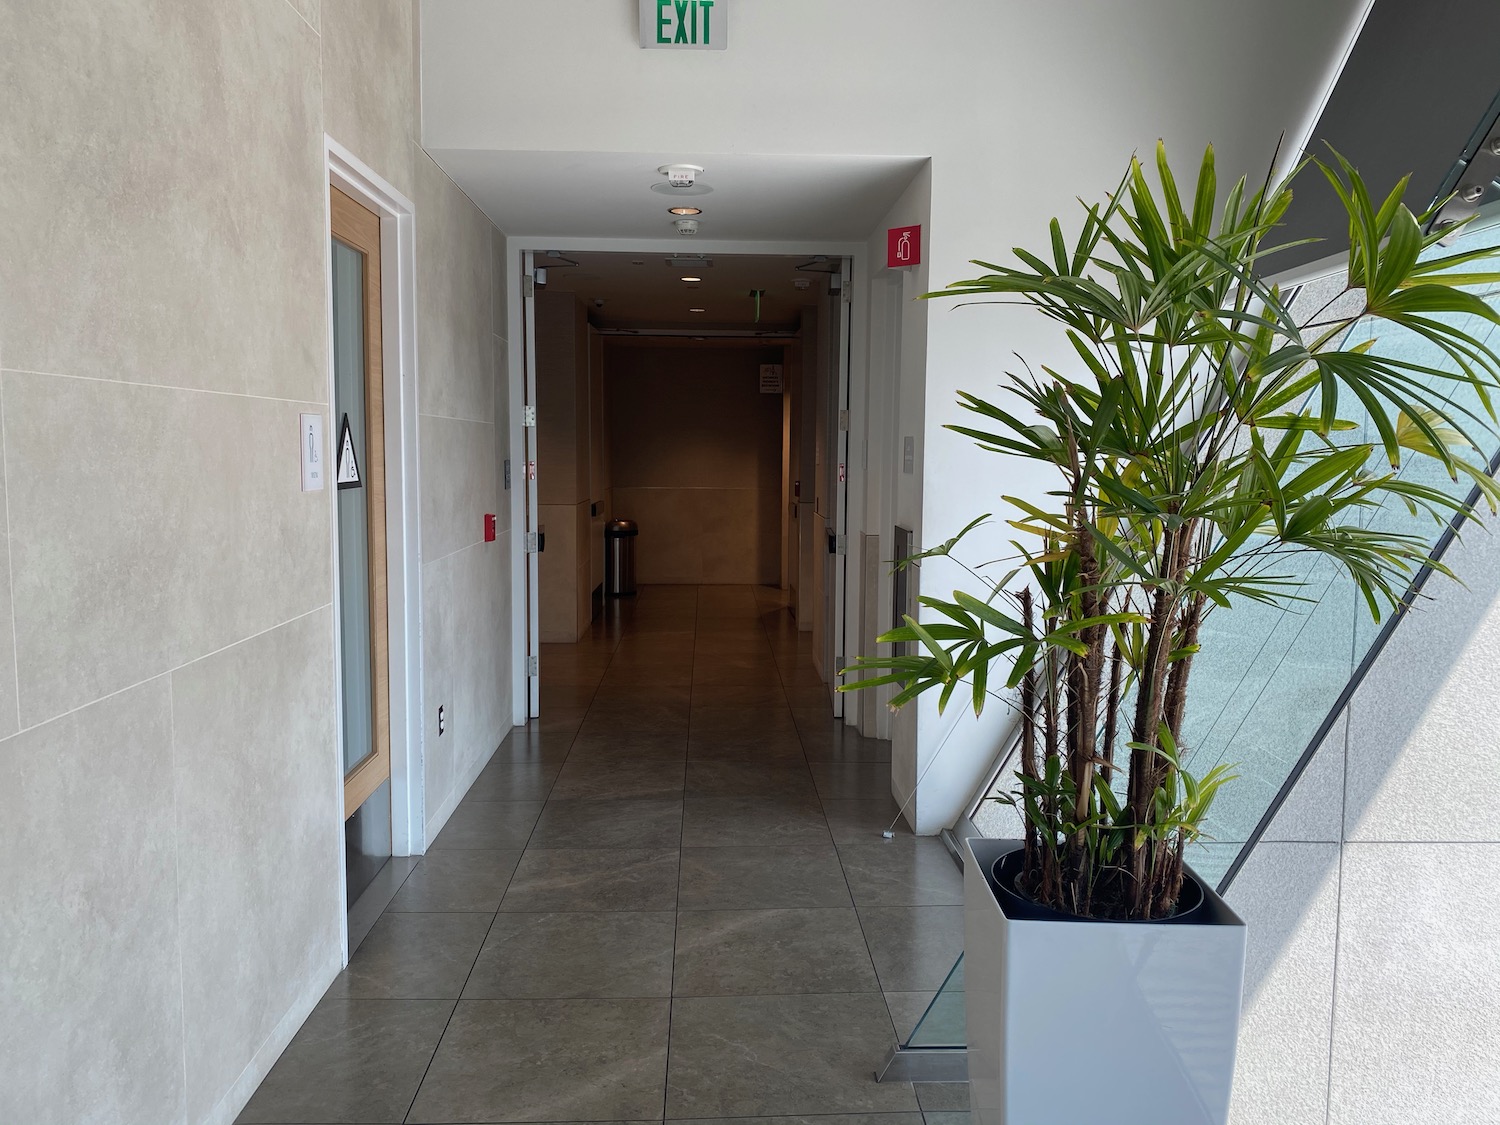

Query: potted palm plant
left=844, top=144, right=1500, bottom=1125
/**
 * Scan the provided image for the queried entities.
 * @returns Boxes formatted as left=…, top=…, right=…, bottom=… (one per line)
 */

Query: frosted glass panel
left=332, top=237, right=374, bottom=778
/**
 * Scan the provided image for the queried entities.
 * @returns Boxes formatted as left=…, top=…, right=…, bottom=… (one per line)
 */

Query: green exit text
left=648, top=0, right=723, bottom=49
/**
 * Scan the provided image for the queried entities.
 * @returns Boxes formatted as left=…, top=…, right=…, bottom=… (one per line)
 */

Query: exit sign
left=640, top=0, right=726, bottom=50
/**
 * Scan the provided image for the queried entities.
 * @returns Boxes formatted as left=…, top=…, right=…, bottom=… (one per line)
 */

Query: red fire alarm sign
left=887, top=224, right=921, bottom=269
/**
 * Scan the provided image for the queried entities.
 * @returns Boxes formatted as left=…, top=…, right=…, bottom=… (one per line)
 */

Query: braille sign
left=640, top=0, right=726, bottom=50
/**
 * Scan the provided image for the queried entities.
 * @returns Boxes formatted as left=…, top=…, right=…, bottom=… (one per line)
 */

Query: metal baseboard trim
left=875, top=1047, right=968, bottom=1083
left=347, top=855, right=420, bottom=956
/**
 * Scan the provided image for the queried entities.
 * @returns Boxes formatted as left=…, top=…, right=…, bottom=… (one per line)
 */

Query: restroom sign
left=888, top=225, right=921, bottom=269
left=759, top=364, right=784, bottom=393
left=640, top=0, right=726, bottom=50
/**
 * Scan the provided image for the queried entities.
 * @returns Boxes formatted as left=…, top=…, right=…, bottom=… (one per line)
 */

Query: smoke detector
left=658, top=163, right=705, bottom=188
left=674, top=218, right=700, bottom=236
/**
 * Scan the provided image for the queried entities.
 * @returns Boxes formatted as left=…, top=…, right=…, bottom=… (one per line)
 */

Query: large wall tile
left=452, top=539, right=511, bottom=778
left=4, top=373, right=331, bottom=724
left=0, top=0, right=325, bottom=402
left=171, top=608, right=341, bottom=1122
left=0, top=679, right=184, bottom=1125
left=1329, top=842, right=1500, bottom=1125
left=419, top=413, right=496, bottom=562
left=1226, top=843, right=1340, bottom=1125
left=322, top=0, right=416, bottom=198
left=0, top=437, right=19, bottom=740
left=492, top=228, right=510, bottom=340
left=423, top=552, right=457, bottom=815
left=416, top=151, right=494, bottom=423
left=1344, top=527, right=1500, bottom=842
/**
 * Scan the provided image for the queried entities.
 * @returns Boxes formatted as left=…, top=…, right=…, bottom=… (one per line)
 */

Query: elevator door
left=330, top=187, right=392, bottom=903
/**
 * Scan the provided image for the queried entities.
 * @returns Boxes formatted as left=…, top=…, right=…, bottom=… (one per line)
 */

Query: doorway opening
left=517, top=250, right=855, bottom=720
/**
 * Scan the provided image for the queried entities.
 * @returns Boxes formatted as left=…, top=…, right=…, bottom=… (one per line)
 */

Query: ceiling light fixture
left=690, top=307, right=707, bottom=313
left=669, top=206, right=702, bottom=216
left=681, top=276, right=702, bottom=283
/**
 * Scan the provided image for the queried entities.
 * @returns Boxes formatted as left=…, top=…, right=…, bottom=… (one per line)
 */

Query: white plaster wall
left=1225, top=524, right=1500, bottom=1124
left=0, top=1, right=511, bottom=1120
left=420, top=0, right=1367, bottom=833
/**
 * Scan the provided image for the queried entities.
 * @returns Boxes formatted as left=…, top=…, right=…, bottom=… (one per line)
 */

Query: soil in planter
left=993, top=848, right=1208, bottom=924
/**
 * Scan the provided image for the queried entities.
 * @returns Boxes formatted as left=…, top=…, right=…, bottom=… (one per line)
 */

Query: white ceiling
left=539, top=250, right=834, bottom=331
left=425, top=149, right=926, bottom=241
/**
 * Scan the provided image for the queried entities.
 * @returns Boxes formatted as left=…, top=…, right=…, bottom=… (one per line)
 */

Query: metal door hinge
left=838, top=409, right=849, bottom=432
left=527, top=654, right=539, bottom=676
left=522, top=274, right=535, bottom=297
left=522, top=405, right=536, bottom=427
left=835, top=534, right=847, bottom=556
left=525, top=532, right=540, bottom=553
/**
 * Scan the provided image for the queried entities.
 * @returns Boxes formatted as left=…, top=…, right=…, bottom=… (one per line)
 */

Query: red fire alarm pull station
left=887, top=224, right=921, bottom=269
left=484, top=514, right=497, bottom=542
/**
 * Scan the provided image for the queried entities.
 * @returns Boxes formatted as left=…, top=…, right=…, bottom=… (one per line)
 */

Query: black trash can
left=605, top=518, right=638, bottom=597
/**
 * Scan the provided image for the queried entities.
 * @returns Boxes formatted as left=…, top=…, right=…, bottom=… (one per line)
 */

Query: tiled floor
left=239, top=584, right=968, bottom=1125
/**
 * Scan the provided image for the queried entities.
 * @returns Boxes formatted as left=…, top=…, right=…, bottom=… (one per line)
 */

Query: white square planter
left=964, top=838, right=1247, bottom=1125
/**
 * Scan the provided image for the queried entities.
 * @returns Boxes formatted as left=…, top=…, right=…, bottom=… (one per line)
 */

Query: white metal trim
left=325, top=137, right=424, bottom=965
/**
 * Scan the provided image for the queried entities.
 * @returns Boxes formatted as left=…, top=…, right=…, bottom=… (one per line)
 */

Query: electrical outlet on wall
left=438, top=705, right=446, bottom=736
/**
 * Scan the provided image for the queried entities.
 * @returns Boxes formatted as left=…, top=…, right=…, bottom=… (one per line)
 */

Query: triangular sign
left=336, top=413, right=362, bottom=490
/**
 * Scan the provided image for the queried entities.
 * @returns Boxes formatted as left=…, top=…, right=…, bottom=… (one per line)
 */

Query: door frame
left=324, top=138, right=423, bottom=902
left=504, top=237, right=866, bottom=725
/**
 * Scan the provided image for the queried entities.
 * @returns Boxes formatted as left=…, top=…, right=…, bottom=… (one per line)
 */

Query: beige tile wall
left=0, top=1, right=513, bottom=1121
left=606, top=344, right=785, bottom=585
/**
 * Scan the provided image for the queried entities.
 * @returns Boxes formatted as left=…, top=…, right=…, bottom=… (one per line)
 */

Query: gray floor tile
left=673, top=908, right=879, bottom=996
left=566, top=728, right=690, bottom=760
left=502, top=848, right=680, bottom=912
left=922, top=1113, right=971, bottom=1125
left=681, top=796, right=831, bottom=848
left=696, top=682, right=789, bottom=706
left=430, top=800, right=544, bottom=850
left=812, top=762, right=896, bottom=800
left=801, top=727, right=895, bottom=763
left=236, top=997, right=453, bottom=1123
left=407, top=998, right=671, bottom=1123
left=552, top=756, right=687, bottom=799
left=530, top=796, right=684, bottom=850
left=327, top=912, right=492, bottom=999
left=885, top=990, right=937, bottom=1040
left=674, top=1117, right=922, bottom=1125
left=387, top=850, right=520, bottom=913
left=464, top=757, right=564, bottom=802
left=490, top=729, right=577, bottom=763
left=915, top=1083, right=970, bottom=1111
left=465, top=911, right=676, bottom=998
left=858, top=906, right=966, bottom=992
left=837, top=837, right=965, bottom=907
left=678, top=846, right=852, bottom=909
left=666, top=994, right=917, bottom=1117
left=685, top=760, right=818, bottom=801
left=687, top=727, right=807, bottom=761
left=822, top=798, right=913, bottom=844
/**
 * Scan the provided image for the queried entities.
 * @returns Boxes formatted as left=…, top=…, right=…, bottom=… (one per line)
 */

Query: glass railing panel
left=903, top=953, right=966, bottom=1049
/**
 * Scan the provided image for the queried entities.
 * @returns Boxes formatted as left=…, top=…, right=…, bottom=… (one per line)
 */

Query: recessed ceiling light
left=669, top=206, right=702, bottom=216
left=681, top=276, right=702, bottom=283
left=690, top=307, right=707, bottom=313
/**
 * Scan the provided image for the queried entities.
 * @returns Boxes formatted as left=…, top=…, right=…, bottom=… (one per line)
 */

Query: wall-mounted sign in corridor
left=640, top=0, right=726, bottom=50
left=759, top=364, right=784, bottom=393
left=335, top=414, right=362, bottom=490
left=887, top=224, right=922, bottom=269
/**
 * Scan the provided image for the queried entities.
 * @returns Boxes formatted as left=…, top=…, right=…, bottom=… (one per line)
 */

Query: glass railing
left=904, top=206, right=1500, bottom=1056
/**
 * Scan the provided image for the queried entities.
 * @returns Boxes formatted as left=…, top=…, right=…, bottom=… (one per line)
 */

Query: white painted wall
left=422, top=0, right=1367, bottom=832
